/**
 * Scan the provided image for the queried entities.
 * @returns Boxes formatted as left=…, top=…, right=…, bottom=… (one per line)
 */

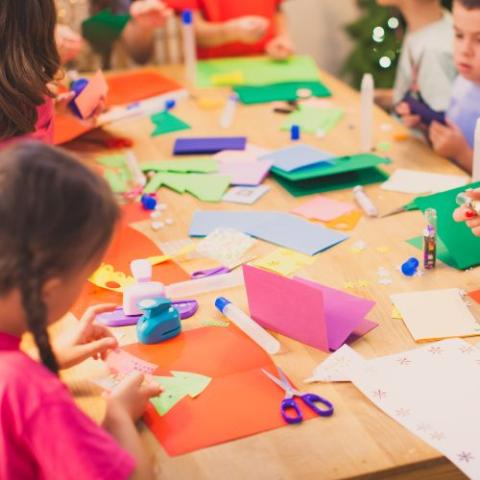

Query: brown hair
left=0, top=142, right=120, bottom=373
left=0, top=0, right=60, bottom=140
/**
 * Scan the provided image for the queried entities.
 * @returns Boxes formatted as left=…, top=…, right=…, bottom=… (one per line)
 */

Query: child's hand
left=54, top=304, right=118, bottom=369
left=227, top=16, right=270, bottom=44
left=130, top=0, right=172, bottom=29
left=265, top=35, right=294, bottom=60
left=429, top=119, right=471, bottom=160
left=454, top=189, right=480, bottom=235
left=107, top=372, right=162, bottom=422
left=395, top=102, right=421, bottom=128
left=55, top=25, right=84, bottom=64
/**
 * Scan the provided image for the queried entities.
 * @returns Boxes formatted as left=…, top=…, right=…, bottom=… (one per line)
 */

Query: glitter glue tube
left=423, top=208, right=437, bottom=270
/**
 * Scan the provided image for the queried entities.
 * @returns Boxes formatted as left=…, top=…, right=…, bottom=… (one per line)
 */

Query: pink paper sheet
left=291, top=195, right=356, bottom=222
left=74, top=70, right=109, bottom=119
left=219, top=161, right=272, bottom=186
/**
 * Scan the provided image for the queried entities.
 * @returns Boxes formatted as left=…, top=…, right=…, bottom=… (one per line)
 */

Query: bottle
left=423, top=208, right=437, bottom=270
left=181, top=10, right=197, bottom=87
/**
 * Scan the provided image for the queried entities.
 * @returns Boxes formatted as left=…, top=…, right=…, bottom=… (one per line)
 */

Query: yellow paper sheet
left=252, top=248, right=315, bottom=277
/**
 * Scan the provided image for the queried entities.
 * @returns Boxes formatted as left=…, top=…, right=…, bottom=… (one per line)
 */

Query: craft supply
left=69, top=77, right=89, bottom=118
left=181, top=10, right=197, bottom=86
left=456, top=191, right=480, bottom=215
left=215, top=297, right=281, bottom=355
left=126, top=150, right=146, bottom=187
left=259, top=145, right=334, bottom=173
left=123, top=259, right=166, bottom=316
left=281, top=106, right=344, bottom=135
left=137, top=297, right=181, bottom=344
left=220, top=93, right=238, bottom=129
left=262, top=367, right=333, bottom=423
left=165, top=270, right=243, bottom=299
left=72, top=70, right=109, bottom=120
left=165, top=99, right=176, bottom=111
left=191, top=266, right=230, bottom=279
left=222, top=185, right=270, bottom=204
left=353, top=185, right=378, bottom=217
left=150, top=111, right=191, bottom=137
left=423, top=208, right=437, bottom=270
left=106, top=349, right=157, bottom=376
left=290, top=124, right=301, bottom=141
left=141, top=194, right=157, bottom=210
left=174, top=136, right=246, bottom=155
left=218, top=160, right=272, bottom=186
left=360, top=73, right=374, bottom=153
left=252, top=248, right=315, bottom=277
left=292, top=195, right=355, bottom=222
left=401, top=257, right=419, bottom=277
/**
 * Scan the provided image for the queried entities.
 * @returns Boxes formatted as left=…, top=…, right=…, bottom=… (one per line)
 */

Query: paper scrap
left=219, top=160, right=272, bottom=186
left=106, top=349, right=157, bottom=376
left=74, top=70, right=109, bottom=120
left=292, top=195, right=355, bottom=222
left=150, top=111, right=191, bottom=137
left=89, top=263, right=135, bottom=293
left=324, top=210, right=363, bottom=231
left=252, top=248, right=316, bottom=277
left=222, top=185, right=270, bottom=205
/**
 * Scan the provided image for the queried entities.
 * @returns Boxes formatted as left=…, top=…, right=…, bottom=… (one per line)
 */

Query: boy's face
left=453, top=2, right=480, bottom=83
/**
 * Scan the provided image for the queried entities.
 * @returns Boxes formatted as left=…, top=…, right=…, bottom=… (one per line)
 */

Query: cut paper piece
left=390, top=288, right=479, bottom=342
left=122, top=326, right=317, bottom=455
left=243, top=265, right=377, bottom=352
left=469, top=289, right=480, bottom=304
left=340, top=338, right=480, bottom=480
left=150, top=371, right=212, bottom=416
left=148, top=172, right=187, bottom=194
left=234, top=81, right=331, bottom=105
left=259, top=145, right=334, bottom=173
left=185, top=174, right=231, bottom=202
left=151, top=111, right=191, bottom=137
left=413, top=181, right=480, bottom=270
left=324, top=210, right=363, bottom=231
left=82, top=9, right=130, bottom=48
left=174, top=137, right=246, bottom=155
left=218, top=160, right=272, bottom=186
left=89, top=263, right=135, bottom=293
left=196, top=55, right=320, bottom=88
left=381, top=169, right=468, bottom=194
left=252, top=248, right=316, bottom=277
left=106, top=349, right=157, bottom=376
left=292, top=195, right=356, bottom=222
left=200, top=318, right=230, bottom=328
left=97, top=153, right=128, bottom=168
left=142, top=159, right=217, bottom=174
left=97, top=153, right=132, bottom=193
left=392, top=306, right=403, bottom=320
left=73, top=70, right=109, bottom=119
left=211, top=71, right=245, bottom=86
left=222, top=185, right=270, bottom=205
left=92, top=375, right=122, bottom=391
left=282, top=106, right=344, bottom=135
left=406, top=236, right=456, bottom=268
left=214, top=143, right=271, bottom=163
left=305, top=345, right=363, bottom=383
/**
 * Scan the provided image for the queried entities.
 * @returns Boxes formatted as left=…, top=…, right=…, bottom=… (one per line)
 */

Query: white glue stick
left=354, top=185, right=378, bottom=217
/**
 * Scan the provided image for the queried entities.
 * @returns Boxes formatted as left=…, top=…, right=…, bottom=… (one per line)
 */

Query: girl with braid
left=0, top=142, right=161, bottom=480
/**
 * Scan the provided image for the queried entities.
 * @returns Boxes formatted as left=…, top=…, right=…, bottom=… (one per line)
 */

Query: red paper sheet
left=123, top=327, right=318, bottom=456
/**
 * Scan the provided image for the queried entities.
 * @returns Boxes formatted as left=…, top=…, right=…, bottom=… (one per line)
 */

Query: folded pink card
left=243, top=265, right=377, bottom=351
left=74, top=70, right=109, bottom=119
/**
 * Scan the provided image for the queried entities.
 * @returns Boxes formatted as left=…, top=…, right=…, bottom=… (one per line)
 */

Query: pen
left=353, top=185, right=378, bottom=217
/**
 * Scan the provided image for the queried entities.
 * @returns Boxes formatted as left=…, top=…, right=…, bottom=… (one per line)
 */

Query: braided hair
left=0, top=142, right=120, bottom=374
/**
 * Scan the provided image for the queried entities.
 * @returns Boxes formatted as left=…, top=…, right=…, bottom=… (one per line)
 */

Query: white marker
left=220, top=93, right=238, bottom=129
left=215, top=297, right=281, bottom=355
left=360, top=73, right=374, bottom=153
left=354, top=185, right=378, bottom=217
left=472, top=118, right=480, bottom=182
left=181, top=10, right=197, bottom=87
left=126, top=150, right=146, bottom=187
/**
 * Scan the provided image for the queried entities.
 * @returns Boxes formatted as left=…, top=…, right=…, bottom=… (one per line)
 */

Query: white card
left=222, top=185, right=270, bottom=205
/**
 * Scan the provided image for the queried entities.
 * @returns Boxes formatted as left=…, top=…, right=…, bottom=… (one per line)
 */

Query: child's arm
left=265, top=12, right=294, bottom=60
left=429, top=120, right=473, bottom=173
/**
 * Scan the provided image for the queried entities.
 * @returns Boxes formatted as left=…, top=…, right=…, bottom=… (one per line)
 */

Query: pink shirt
left=0, top=332, right=135, bottom=480
left=0, top=98, right=54, bottom=148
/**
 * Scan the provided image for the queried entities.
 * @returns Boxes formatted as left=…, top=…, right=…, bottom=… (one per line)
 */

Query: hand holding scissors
left=262, top=368, right=334, bottom=424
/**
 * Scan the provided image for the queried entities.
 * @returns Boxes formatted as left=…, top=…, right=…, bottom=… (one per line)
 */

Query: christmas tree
left=343, top=0, right=453, bottom=89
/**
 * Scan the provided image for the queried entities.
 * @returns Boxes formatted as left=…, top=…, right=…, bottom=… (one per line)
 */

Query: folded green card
left=82, top=9, right=130, bottom=50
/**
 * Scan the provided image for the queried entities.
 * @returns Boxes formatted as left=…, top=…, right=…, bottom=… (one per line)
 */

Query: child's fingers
left=453, top=206, right=474, bottom=222
left=80, top=303, right=118, bottom=325
left=141, top=382, right=163, bottom=398
left=466, top=189, right=480, bottom=201
left=402, top=114, right=421, bottom=128
left=395, top=102, right=411, bottom=116
left=466, top=217, right=480, bottom=229
left=78, top=337, right=118, bottom=362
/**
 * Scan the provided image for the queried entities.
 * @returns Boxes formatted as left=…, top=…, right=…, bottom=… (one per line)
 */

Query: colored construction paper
left=151, top=111, right=191, bottom=137
left=142, top=159, right=218, bottom=173
left=390, top=289, right=479, bottom=342
left=185, top=174, right=231, bottom=202
left=222, top=185, right=270, bottom=205
left=211, top=71, right=245, bottom=86
left=234, top=81, right=331, bottom=104
left=406, top=236, right=455, bottom=268
left=74, top=70, right=109, bottom=119
left=214, top=143, right=271, bottom=162
left=381, top=169, right=468, bottom=194
left=252, top=248, right=316, bottom=277
left=325, top=209, right=363, bottom=231
left=106, top=349, right=157, bottom=376
left=243, top=265, right=377, bottom=351
left=413, top=182, right=480, bottom=270
left=197, top=55, right=320, bottom=87
left=103, top=168, right=130, bottom=193
left=122, top=327, right=316, bottom=455
left=260, top=145, right=334, bottom=172
left=81, top=9, right=130, bottom=49
left=174, top=137, right=246, bottom=155
left=281, top=106, right=344, bottom=134
left=219, top=160, right=272, bottom=186
left=469, top=289, right=480, bottom=304
left=292, top=195, right=356, bottom=222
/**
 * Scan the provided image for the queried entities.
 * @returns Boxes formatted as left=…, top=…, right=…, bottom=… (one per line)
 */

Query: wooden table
left=62, top=65, right=478, bottom=479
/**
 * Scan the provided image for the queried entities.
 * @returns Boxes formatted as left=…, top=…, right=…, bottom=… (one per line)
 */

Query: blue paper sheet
left=174, top=137, right=247, bottom=155
left=189, top=211, right=348, bottom=256
left=259, top=145, right=334, bottom=172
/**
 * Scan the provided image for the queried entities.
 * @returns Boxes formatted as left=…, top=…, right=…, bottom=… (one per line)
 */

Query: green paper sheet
left=104, top=169, right=130, bottom=193
left=186, top=174, right=231, bottom=202
left=150, top=371, right=212, bottom=416
left=234, top=81, right=331, bottom=104
left=273, top=167, right=389, bottom=197
left=142, top=159, right=218, bottom=174
left=407, top=236, right=457, bottom=269
left=82, top=9, right=130, bottom=50
left=413, top=182, right=480, bottom=270
left=196, top=55, right=320, bottom=87
left=281, top=106, right=344, bottom=134
left=97, top=153, right=128, bottom=168
left=150, top=111, right=191, bottom=137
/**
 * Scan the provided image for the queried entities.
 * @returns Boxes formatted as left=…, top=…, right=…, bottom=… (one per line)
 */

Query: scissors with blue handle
left=262, top=368, right=334, bottom=424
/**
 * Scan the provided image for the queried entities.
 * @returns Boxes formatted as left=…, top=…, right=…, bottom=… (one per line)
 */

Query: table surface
left=60, top=65, right=478, bottom=480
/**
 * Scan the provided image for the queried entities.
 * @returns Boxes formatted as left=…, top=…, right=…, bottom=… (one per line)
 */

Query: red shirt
left=168, top=0, right=282, bottom=59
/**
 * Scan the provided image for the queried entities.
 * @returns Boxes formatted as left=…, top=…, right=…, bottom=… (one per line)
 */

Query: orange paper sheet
left=123, top=327, right=317, bottom=456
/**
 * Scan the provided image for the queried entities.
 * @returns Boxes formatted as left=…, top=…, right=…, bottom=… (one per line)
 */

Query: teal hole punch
left=136, top=297, right=182, bottom=344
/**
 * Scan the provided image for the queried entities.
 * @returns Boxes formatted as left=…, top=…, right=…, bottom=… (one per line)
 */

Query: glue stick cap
left=290, top=124, right=301, bottom=141
left=215, top=297, right=231, bottom=314
left=182, top=10, right=193, bottom=24
left=401, top=257, right=419, bottom=277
